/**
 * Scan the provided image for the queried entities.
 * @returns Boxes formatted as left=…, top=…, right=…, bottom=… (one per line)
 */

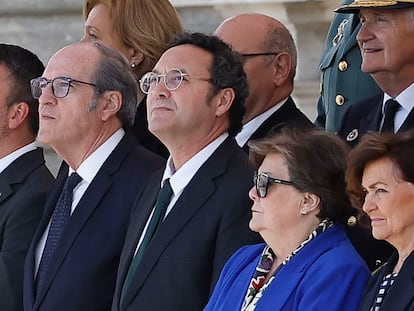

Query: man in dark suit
left=214, top=14, right=313, bottom=151
left=337, top=0, right=414, bottom=147
left=0, top=44, right=55, bottom=311
left=315, top=0, right=381, bottom=132
left=23, top=42, right=164, bottom=311
left=112, top=32, right=261, bottom=311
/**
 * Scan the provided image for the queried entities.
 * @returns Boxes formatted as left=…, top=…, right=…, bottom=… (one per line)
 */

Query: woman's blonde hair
left=83, top=0, right=183, bottom=80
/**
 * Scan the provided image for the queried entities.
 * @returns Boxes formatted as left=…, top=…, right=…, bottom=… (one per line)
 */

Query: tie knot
left=384, top=99, right=400, bottom=115
left=64, top=172, right=82, bottom=192
left=157, top=179, right=173, bottom=206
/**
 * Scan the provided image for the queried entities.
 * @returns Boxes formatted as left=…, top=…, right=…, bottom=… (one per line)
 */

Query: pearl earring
left=131, top=62, right=136, bottom=68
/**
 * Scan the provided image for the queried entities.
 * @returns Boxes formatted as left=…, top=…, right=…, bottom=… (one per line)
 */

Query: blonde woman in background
left=82, top=0, right=183, bottom=157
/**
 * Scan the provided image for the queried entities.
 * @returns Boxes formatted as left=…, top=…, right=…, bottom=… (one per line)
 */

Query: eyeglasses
left=31, top=76, right=97, bottom=99
left=139, top=68, right=212, bottom=94
left=254, top=172, right=295, bottom=198
left=240, top=52, right=279, bottom=58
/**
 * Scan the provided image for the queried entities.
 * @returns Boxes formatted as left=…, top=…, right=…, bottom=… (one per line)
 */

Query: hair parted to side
left=89, top=41, right=138, bottom=127
left=83, top=0, right=183, bottom=81
left=168, top=32, right=248, bottom=136
left=249, top=128, right=353, bottom=224
left=346, top=130, right=414, bottom=210
left=0, top=44, right=44, bottom=135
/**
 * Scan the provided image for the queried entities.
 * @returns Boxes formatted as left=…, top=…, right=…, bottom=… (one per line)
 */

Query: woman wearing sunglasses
left=204, top=128, right=369, bottom=311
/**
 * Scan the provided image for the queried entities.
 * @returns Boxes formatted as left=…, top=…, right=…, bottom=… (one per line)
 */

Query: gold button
left=335, top=95, right=345, bottom=106
left=338, top=60, right=348, bottom=71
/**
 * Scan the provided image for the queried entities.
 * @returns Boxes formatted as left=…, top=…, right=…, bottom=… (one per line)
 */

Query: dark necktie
left=120, top=179, right=173, bottom=303
left=36, top=172, right=82, bottom=295
left=381, top=99, right=400, bottom=133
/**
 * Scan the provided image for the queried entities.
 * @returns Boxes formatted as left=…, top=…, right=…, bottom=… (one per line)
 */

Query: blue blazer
left=23, top=133, right=164, bottom=311
left=112, top=137, right=262, bottom=311
left=0, top=148, right=54, bottom=311
left=204, top=225, right=370, bottom=311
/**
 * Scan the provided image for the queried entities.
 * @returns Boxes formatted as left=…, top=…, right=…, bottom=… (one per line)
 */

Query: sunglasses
left=254, top=172, right=295, bottom=198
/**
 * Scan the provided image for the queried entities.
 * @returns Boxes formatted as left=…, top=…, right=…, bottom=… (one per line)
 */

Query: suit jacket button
left=338, top=60, right=348, bottom=71
left=335, top=95, right=345, bottom=106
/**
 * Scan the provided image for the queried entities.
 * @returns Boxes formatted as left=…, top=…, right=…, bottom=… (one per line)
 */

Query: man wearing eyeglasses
left=214, top=13, right=314, bottom=151
left=23, top=42, right=164, bottom=311
left=112, top=32, right=261, bottom=311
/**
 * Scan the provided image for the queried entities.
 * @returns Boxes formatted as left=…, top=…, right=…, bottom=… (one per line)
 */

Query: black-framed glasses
left=254, top=171, right=295, bottom=198
left=139, top=68, right=212, bottom=94
left=240, top=52, right=279, bottom=58
left=31, top=76, right=97, bottom=99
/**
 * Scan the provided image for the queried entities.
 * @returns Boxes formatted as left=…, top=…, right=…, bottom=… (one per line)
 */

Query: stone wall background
left=0, top=0, right=342, bottom=173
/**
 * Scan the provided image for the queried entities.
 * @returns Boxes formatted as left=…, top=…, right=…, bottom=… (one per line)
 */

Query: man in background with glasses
left=214, top=13, right=314, bottom=151
left=23, top=42, right=164, bottom=311
left=112, top=32, right=261, bottom=311
left=0, top=44, right=55, bottom=311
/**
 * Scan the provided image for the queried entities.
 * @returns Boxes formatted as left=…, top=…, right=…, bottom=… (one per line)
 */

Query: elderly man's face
left=357, top=8, right=414, bottom=82
left=37, top=45, right=100, bottom=154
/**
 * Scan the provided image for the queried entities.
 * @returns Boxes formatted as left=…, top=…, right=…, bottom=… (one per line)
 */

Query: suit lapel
left=248, top=97, right=302, bottom=142
left=360, top=95, right=383, bottom=134
left=34, top=133, right=134, bottom=308
left=398, top=106, right=414, bottom=133
left=115, top=171, right=162, bottom=301
left=0, top=148, right=45, bottom=204
left=121, top=138, right=238, bottom=308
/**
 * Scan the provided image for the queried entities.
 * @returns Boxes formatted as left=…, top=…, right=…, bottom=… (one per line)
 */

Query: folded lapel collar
left=256, top=226, right=343, bottom=309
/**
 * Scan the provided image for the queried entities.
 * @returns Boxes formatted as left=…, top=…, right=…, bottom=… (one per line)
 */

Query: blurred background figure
left=215, top=13, right=313, bottom=152
left=204, top=128, right=369, bottom=311
left=82, top=0, right=183, bottom=157
left=0, top=44, right=54, bottom=311
left=347, top=130, right=414, bottom=311
left=315, top=0, right=380, bottom=132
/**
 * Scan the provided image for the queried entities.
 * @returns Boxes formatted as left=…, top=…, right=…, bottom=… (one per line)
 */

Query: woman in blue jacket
left=204, top=128, right=369, bottom=311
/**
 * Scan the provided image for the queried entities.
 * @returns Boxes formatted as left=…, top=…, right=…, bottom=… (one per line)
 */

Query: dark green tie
left=120, top=179, right=173, bottom=303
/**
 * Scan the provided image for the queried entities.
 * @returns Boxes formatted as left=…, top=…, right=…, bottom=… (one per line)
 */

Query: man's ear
left=300, top=192, right=320, bottom=215
left=215, top=88, right=235, bottom=117
left=101, top=91, right=122, bottom=121
left=8, top=102, right=29, bottom=129
left=272, top=52, right=292, bottom=87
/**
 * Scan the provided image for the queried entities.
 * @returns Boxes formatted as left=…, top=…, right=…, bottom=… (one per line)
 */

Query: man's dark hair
left=169, top=32, right=248, bottom=136
left=0, top=44, right=44, bottom=134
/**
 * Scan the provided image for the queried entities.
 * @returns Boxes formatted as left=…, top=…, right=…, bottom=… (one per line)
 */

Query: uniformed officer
left=315, top=0, right=381, bottom=132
